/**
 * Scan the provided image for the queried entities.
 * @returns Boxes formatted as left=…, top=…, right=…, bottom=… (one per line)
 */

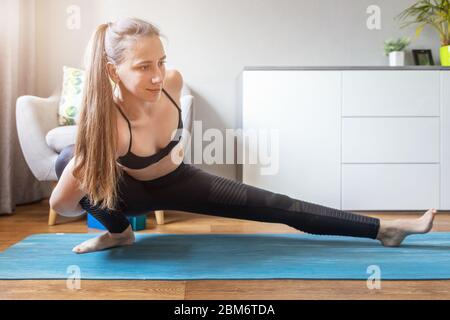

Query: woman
left=50, top=17, right=437, bottom=254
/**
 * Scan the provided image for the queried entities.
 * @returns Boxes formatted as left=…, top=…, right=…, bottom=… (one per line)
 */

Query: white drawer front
left=342, top=71, right=440, bottom=116
left=342, top=118, right=439, bottom=163
left=342, top=164, right=440, bottom=210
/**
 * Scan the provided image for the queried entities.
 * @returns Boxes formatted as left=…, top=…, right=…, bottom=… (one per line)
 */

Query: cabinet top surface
left=243, top=66, right=450, bottom=71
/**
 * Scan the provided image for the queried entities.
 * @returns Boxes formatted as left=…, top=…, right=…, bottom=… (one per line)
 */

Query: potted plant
left=384, top=37, right=411, bottom=66
left=396, top=0, right=450, bottom=66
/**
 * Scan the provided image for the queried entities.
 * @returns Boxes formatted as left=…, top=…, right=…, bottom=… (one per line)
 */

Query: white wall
left=35, top=0, right=441, bottom=179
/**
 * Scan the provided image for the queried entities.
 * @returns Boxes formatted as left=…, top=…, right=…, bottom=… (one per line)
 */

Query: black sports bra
left=115, top=88, right=183, bottom=170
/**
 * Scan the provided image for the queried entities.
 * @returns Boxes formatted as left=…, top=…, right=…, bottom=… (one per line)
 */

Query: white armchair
left=16, top=84, right=194, bottom=226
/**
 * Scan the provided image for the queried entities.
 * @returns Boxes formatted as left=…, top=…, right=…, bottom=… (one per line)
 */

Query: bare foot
left=376, top=208, right=437, bottom=247
left=72, top=225, right=135, bottom=254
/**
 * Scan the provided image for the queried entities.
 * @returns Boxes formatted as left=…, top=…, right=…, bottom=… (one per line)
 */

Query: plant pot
left=440, top=45, right=450, bottom=66
left=389, top=51, right=405, bottom=66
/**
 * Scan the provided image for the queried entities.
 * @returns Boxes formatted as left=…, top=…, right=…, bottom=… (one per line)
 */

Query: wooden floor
left=1, top=198, right=450, bottom=300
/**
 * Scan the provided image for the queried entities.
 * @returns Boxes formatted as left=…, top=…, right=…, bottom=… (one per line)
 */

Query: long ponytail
left=73, top=23, right=122, bottom=211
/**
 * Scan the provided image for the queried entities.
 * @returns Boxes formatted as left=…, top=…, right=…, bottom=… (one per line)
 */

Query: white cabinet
left=241, top=71, right=341, bottom=208
left=241, top=67, right=450, bottom=211
left=441, top=71, right=450, bottom=209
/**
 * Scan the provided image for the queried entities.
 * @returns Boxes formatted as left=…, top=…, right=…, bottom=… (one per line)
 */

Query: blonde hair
left=73, top=17, right=164, bottom=211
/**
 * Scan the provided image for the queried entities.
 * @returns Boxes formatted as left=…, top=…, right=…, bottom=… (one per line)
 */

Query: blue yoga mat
left=1, top=233, right=450, bottom=280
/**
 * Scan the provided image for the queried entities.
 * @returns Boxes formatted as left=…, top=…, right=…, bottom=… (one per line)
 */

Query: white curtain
left=0, top=0, right=52, bottom=215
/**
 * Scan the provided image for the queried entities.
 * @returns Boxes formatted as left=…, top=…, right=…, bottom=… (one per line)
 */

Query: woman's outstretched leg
left=55, top=145, right=135, bottom=254
left=145, top=163, right=437, bottom=247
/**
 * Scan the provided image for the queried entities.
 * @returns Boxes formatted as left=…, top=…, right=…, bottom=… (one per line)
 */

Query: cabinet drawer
left=342, top=118, right=439, bottom=163
left=342, top=71, right=440, bottom=116
left=342, top=164, right=439, bottom=210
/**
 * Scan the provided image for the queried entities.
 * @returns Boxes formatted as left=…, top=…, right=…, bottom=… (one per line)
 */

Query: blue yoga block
left=87, top=213, right=147, bottom=231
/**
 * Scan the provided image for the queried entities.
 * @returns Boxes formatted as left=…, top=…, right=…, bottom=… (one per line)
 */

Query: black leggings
left=55, top=145, right=380, bottom=238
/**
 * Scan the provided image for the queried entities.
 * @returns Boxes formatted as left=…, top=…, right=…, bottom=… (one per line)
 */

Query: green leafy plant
left=384, top=37, right=411, bottom=56
left=396, top=0, right=450, bottom=46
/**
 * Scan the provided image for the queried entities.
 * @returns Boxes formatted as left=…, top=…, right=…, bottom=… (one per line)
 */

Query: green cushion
left=58, top=66, right=85, bottom=126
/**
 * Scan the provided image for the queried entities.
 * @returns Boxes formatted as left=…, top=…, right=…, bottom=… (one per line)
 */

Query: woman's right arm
left=50, top=157, right=87, bottom=217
